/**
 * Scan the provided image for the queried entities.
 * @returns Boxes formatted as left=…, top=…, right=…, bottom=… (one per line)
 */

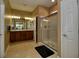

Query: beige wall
left=32, top=7, right=39, bottom=17
left=38, top=6, right=49, bottom=16
left=32, top=6, right=49, bottom=17
left=32, top=5, right=58, bottom=17
left=11, top=9, right=32, bottom=17
left=4, top=0, right=11, bottom=51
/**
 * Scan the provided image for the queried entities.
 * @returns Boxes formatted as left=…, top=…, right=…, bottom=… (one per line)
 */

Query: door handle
left=0, top=34, right=2, bottom=36
left=62, top=34, right=72, bottom=40
left=63, top=34, right=67, bottom=37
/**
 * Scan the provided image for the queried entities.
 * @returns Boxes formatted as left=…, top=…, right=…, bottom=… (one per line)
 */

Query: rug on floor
left=35, top=45, right=54, bottom=58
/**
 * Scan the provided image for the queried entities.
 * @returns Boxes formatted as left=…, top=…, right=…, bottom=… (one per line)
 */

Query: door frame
left=57, top=0, right=61, bottom=57
left=77, top=0, right=79, bottom=57
left=0, top=0, right=5, bottom=57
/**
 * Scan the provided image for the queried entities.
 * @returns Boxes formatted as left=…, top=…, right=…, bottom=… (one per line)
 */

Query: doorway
left=3, top=0, right=59, bottom=58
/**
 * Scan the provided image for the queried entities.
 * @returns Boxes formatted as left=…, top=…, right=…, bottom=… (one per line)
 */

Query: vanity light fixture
left=5, top=15, right=20, bottom=19
left=12, top=16, right=20, bottom=19
left=25, top=17, right=33, bottom=21
left=51, top=0, right=55, bottom=2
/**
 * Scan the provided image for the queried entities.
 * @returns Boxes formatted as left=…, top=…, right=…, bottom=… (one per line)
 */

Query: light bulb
left=51, top=0, right=55, bottom=2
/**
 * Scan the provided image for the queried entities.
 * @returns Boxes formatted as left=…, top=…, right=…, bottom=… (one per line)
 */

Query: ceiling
left=9, top=0, right=56, bottom=12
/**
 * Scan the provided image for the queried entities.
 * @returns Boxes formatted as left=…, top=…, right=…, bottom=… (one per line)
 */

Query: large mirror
left=11, top=18, right=34, bottom=30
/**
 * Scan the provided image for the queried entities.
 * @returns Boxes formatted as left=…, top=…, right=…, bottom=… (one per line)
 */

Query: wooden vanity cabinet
left=10, top=31, right=34, bottom=42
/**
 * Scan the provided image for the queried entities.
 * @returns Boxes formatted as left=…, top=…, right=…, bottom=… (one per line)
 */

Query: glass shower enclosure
left=37, top=13, right=58, bottom=51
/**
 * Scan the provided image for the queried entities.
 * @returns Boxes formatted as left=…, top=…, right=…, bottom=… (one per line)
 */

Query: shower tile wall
left=42, top=20, right=49, bottom=42
left=37, top=17, right=49, bottom=42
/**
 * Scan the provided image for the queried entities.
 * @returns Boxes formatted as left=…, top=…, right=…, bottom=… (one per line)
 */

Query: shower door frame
left=42, top=13, right=58, bottom=51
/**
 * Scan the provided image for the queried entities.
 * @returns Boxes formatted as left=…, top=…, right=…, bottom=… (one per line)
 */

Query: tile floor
left=5, top=40, right=58, bottom=58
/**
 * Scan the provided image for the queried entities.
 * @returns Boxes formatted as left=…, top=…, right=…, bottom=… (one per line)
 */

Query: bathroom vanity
left=9, top=18, right=35, bottom=42
left=10, top=30, right=34, bottom=42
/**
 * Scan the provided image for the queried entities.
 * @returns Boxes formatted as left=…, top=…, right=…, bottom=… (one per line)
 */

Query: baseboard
left=4, top=45, right=9, bottom=57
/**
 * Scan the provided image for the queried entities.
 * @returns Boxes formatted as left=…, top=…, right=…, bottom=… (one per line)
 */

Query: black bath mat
left=35, top=45, right=54, bottom=58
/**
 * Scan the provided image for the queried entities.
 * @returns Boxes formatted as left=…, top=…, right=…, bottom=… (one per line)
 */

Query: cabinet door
left=26, top=31, right=33, bottom=40
left=10, top=32, right=16, bottom=42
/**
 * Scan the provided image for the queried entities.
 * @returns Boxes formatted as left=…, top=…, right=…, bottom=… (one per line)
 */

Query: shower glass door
left=39, top=13, right=58, bottom=51
left=47, top=14, right=58, bottom=50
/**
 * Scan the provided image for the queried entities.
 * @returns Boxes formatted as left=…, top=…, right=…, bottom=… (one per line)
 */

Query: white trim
left=77, top=0, right=79, bottom=57
left=50, top=10, right=58, bottom=14
left=0, top=1, right=5, bottom=57
left=33, top=17, right=36, bottom=42
left=5, top=45, right=9, bottom=57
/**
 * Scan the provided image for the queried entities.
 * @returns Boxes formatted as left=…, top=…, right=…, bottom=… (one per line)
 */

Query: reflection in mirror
left=11, top=18, right=34, bottom=30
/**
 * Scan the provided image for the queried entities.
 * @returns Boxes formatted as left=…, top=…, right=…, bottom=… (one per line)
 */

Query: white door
left=0, top=2, right=5, bottom=57
left=61, top=0, right=78, bottom=58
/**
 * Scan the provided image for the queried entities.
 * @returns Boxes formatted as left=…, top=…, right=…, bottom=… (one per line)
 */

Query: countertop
left=10, top=29, right=34, bottom=32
